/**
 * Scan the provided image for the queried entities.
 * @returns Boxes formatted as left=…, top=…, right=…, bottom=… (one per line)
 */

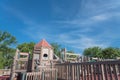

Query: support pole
left=10, top=49, right=19, bottom=80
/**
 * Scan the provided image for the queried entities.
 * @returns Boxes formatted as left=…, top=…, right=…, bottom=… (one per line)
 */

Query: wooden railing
left=19, top=68, right=58, bottom=80
left=0, top=69, right=10, bottom=80
left=15, top=60, right=28, bottom=72
left=0, top=69, right=10, bottom=76
left=55, top=60, right=120, bottom=80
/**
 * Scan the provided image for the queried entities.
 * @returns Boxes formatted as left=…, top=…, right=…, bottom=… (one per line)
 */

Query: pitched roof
left=35, top=39, right=52, bottom=48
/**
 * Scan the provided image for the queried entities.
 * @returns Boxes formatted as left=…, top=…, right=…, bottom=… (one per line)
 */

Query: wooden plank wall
left=25, top=68, right=57, bottom=80
left=56, top=60, right=120, bottom=80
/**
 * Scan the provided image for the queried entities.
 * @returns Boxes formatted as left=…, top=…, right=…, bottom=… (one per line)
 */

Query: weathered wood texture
left=0, top=69, right=10, bottom=76
left=24, top=68, right=57, bottom=80
left=56, top=60, right=120, bottom=80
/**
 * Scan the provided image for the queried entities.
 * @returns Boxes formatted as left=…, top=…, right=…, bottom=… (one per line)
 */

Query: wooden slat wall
left=25, top=68, right=57, bottom=80
left=56, top=60, right=120, bottom=80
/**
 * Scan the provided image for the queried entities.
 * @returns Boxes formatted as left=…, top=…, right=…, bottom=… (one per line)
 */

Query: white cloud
left=91, top=15, right=108, bottom=21
left=53, top=0, right=120, bottom=27
left=0, top=4, right=36, bottom=26
left=57, top=32, right=110, bottom=52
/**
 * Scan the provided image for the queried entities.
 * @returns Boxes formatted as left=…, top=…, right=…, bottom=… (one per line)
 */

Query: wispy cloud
left=54, top=0, right=120, bottom=27
left=0, top=4, right=36, bottom=26
left=54, top=12, right=120, bottom=28
left=58, top=32, right=110, bottom=51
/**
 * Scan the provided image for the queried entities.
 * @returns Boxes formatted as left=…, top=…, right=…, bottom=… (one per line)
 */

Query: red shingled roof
left=35, top=39, right=52, bottom=48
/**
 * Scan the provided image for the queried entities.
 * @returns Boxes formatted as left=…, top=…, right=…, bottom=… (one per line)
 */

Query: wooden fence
left=18, top=68, right=57, bottom=80
left=55, top=60, right=120, bottom=80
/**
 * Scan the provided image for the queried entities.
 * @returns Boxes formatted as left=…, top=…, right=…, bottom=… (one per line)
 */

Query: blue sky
left=0, top=0, right=120, bottom=54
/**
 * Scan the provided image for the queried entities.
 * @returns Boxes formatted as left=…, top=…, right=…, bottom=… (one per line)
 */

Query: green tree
left=17, top=42, right=35, bottom=52
left=0, top=31, right=17, bottom=68
left=1, top=48, right=15, bottom=68
left=83, top=46, right=120, bottom=59
left=83, top=47, right=102, bottom=57
left=67, top=50, right=74, bottom=53
left=51, top=43, right=61, bottom=57
left=114, top=48, right=120, bottom=57
left=101, top=47, right=120, bottom=59
left=0, top=31, right=16, bottom=51
left=17, top=42, right=35, bottom=59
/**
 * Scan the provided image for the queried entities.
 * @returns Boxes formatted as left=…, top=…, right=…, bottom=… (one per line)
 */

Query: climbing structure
left=10, top=39, right=60, bottom=80
left=10, top=49, right=29, bottom=80
left=32, top=39, right=59, bottom=71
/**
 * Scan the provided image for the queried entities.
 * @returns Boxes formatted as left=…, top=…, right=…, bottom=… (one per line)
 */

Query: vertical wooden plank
left=104, top=64, right=108, bottom=80
left=115, top=64, right=119, bottom=77
left=108, top=64, right=113, bottom=80
left=93, top=64, right=96, bottom=80
left=66, top=65, right=68, bottom=80
left=84, top=64, right=86, bottom=80
left=75, top=64, right=77, bottom=80
left=101, top=64, right=105, bottom=80
left=70, top=64, right=72, bottom=80
left=113, top=64, right=118, bottom=80
left=61, top=65, right=62, bottom=79
left=42, top=70, right=45, bottom=80
left=63, top=65, right=67, bottom=79
left=68, top=64, right=69, bottom=80
left=81, top=64, right=84, bottom=80
left=97, top=64, right=101, bottom=80
left=89, top=64, right=92, bottom=80
left=32, top=73, right=34, bottom=80
left=86, top=64, right=89, bottom=80
left=58, top=66, right=59, bottom=79
left=72, top=65, right=75, bottom=80
left=77, top=64, right=80, bottom=80
left=26, top=73, right=27, bottom=80
left=99, top=64, right=103, bottom=80
left=118, top=64, right=120, bottom=74
left=74, top=64, right=76, bottom=80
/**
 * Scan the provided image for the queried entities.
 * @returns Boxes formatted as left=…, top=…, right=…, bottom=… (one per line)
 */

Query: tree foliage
left=101, top=47, right=120, bottom=59
left=83, top=46, right=120, bottom=59
left=0, top=31, right=16, bottom=68
left=83, top=47, right=102, bottom=57
left=17, top=42, right=35, bottom=59
left=51, top=43, right=61, bottom=57
left=67, top=50, right=74, bottom=53
left=17, top=42, right=35, bottom=53
left=0, top=31, right=16, bottom=51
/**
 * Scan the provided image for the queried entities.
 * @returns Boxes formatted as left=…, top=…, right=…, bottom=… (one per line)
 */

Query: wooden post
left=55, top=69, right=57, bottom=80
left=31, top=51, right=35, bottom=72
left=64, top=48, right=66, bottom=61
left=10, top=49, right=19, bottom=80
left=72, top=65, right=74, bottom=80
left=42, top=70, right=45, bottom=80
left=66, top=65, right=68, bottom=80
left=101, top=64, right=105, bottom=80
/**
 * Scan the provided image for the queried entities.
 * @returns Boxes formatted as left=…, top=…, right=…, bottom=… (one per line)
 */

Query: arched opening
left=43, top=54, right=48, bottom=57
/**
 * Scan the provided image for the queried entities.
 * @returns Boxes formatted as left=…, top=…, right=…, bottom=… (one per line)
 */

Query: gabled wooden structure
left=10, top=39, right=60, bottom=80
left=32, top=39, right=59, bottom=71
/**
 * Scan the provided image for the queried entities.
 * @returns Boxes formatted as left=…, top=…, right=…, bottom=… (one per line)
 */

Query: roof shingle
left=35, top=39, right=52, bottom=48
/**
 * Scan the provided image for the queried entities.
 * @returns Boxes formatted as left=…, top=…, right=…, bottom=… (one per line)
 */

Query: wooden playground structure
left=1, top=39, right=120, bottom=80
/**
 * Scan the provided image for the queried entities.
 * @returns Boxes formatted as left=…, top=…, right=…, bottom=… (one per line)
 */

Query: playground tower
left=32, top=39, right=54, bottom=71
